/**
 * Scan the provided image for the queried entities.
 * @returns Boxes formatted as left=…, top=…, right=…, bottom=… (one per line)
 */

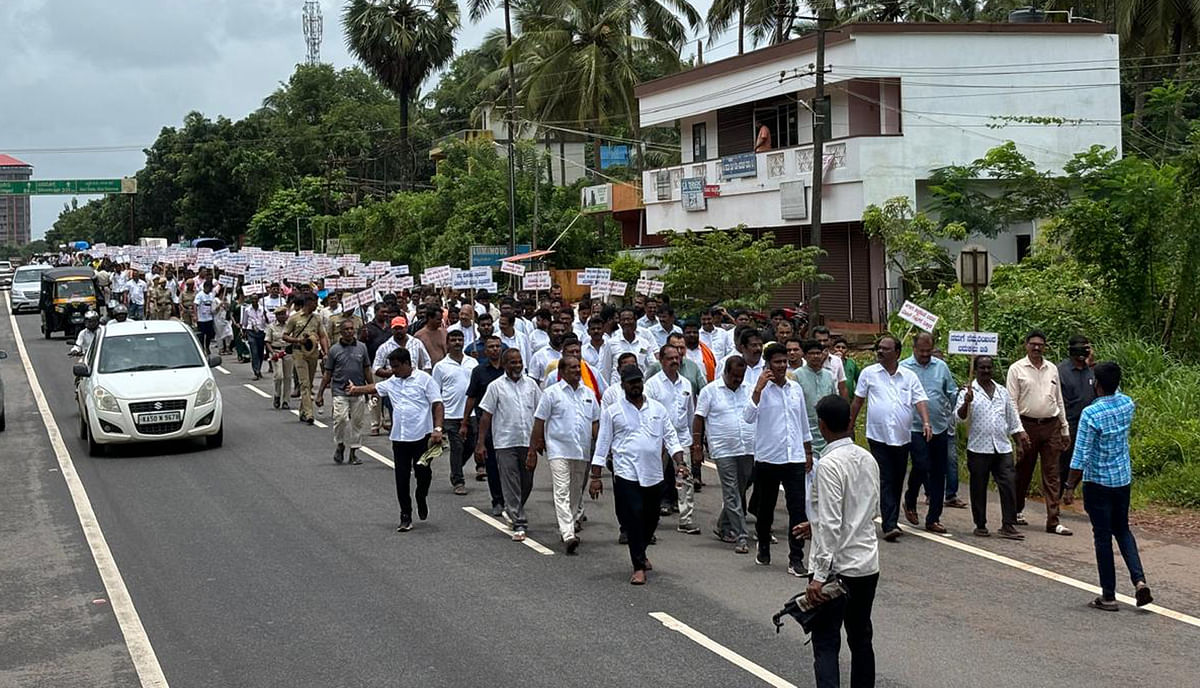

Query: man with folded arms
left=530, top=355, right=599, bottom=554
left=590, top=365, right=687, bottom=585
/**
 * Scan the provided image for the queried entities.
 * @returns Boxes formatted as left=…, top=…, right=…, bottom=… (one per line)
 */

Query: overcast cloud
left=1, top=0, right=723, bottom=239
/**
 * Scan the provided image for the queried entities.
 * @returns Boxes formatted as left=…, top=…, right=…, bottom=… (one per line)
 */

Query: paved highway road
left=1, top=293, right=1197, bottom=688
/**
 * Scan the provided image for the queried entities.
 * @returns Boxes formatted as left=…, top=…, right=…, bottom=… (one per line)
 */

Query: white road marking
left=649, top=612, right=797, bottom=688
left=288, top=408, right=328, bottom=428
left=462, top=506, right=555, bottom=556
left=4, top=293, right=169, bottom=687
left=356, top=445, right=395, bottom=469
left=215, top=366, right=231, bottom=375
left=895, top=523, right=1200, bottom=628
left=241, top=384, right=271, bottom=399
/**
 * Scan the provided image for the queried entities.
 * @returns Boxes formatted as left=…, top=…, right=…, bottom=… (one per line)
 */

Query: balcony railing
left=642, top=140, right=852, bottom=204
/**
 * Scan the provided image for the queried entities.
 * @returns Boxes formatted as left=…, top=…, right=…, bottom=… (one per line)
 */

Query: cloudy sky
left=1, top=0, right=730, bottom=239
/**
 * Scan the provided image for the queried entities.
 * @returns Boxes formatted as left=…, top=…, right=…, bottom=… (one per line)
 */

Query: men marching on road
left=956, top=356, right=1027, bottom=540
left=432, top=329, right=477, bottom=494
left=463, top=336, right=507, bottom=515
left=477, top=348, right=543, bottom=542
left=530, top=355, right=599, bottom=554
left=283, top=293, right=330, bottom=425
left=900, top=332, right=958, bottom=534
left=600, top=307, right=658, bottom=385
left=850, top=335, right=932, bottom=543
left=590, top=365, right=688, bottom=585
left=694, top=356, right=755, bottom=553
left=793, top=340, right=838, bottom=515
left=316, top=319, right=372, bottom=465
left=346, top=347, right=445, bottom=532
left=266, top=307, right=292, bottom=409
left=645, top=344, right=700, bottom=535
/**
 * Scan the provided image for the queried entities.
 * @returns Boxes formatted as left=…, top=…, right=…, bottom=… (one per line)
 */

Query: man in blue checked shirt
left=1063, top=361, right=1154, bottom=612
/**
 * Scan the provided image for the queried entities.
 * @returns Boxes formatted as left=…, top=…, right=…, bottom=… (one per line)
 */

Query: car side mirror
left=73, top=364, right=91, bottom=378
left=207, top=354, right=223, bottom=368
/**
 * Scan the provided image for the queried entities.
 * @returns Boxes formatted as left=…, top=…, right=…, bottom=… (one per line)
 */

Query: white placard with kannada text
left=897, top=300, right=939, bottom=332
left=577, top=267, right=611, bottom=286
left=947, top=331, right=999, bottom=356
left=499, top=260, right=526, bottom=277
left=523, top=271, right=551, bottom=291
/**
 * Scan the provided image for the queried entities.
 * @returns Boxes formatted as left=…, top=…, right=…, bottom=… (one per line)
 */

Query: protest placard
left=500, top=260, right=526, bottom=277
left=577, top=267, right=611, bottom=286
left=523, top=271, right=551, bottom=291
left=897, top=300, right=940, bottom=332
left=947, top=331, right=999, bottom=356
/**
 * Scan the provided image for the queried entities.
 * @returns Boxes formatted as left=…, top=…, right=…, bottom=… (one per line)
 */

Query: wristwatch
left=433, top=426, right=443, bottom=432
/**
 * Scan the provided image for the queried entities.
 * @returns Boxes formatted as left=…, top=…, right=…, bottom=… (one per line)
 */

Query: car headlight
left=195, top=379, right=216, bottom=406
left=94, top=387, right=120, bottom=413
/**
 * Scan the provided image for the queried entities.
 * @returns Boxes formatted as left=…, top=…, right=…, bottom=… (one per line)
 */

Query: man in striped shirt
left=1064, top=361, right=1153, bottom=612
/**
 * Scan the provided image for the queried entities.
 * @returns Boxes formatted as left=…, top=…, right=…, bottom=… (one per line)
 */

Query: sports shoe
left=280, top=401, right=290, bottom=410
left=734, top=542, right=749, bottom=554
left=512, top=529, right=526, bottom=542
left=677, top=523, right=701, bottom=535
left=755, top=553, right=771, bottom=566
left=786, top=564, right=807, bottom=578
left=397, top=520, right=413, bottom=532
left=564, top=536, right=580, bottom=555
left=333, top=444, right=345, bottom=464
left=348, top=450, right=362, bottom=465
left=883, top=528, right=903, bottom=542
left=1048, top=524, right=1073, bottom=536
left=1015, top=512, right=1028, bottom=526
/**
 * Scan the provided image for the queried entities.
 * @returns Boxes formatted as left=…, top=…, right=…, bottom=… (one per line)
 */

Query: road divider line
left=463, top=506, right=554, bottom=556
left=215, top=366, right=231, bottom=375
left=896, top=523, right=1200, bottom=628
left=242, top=384, right=271, bottom=399
left=287, top=408, right=328, bottom=429
left=649, top=612, right=797, bottom=687
left=357, top=445, right=395, bottom=469
left=4, top=293, right=169, bottom=687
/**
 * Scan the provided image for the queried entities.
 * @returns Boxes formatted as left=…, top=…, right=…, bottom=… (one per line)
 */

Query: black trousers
left=613, top=475, right=663, bottom=571
left=868, top=440, right=910, bottom=532
left=810, top=573, right=879, bottom=688
left=392, top=437, right=432, bottom=519
left=904, top=431, right=948, bottom=525
left=967, top=450, right=1019, bottom=530
left=753, top=462, right=807, bottom=569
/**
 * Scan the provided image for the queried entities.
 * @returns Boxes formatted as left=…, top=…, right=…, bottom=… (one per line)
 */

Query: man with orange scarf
left=682, top=321, right=717, bottom=383
left=545, top=337, right=605, bottom=402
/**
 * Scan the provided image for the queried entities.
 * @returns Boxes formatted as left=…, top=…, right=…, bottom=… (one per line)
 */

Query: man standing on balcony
left=755, top=119, right=773, bottom=153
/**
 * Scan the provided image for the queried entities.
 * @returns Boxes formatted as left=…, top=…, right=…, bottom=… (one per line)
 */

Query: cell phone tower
left=302, top=0, right=323, bottom=65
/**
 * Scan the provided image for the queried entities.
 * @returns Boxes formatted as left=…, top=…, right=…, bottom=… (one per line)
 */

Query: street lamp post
left=959, top=247, right=990, bottom=333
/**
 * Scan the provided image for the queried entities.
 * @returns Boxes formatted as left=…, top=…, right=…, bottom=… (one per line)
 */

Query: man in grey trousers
left=476, top=348, right=543, bottom=542
left=693, top=356, right=756, bottom=553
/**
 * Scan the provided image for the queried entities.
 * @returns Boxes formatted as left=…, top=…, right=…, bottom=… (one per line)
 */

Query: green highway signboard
left=0, top=178, right=137, bottom=195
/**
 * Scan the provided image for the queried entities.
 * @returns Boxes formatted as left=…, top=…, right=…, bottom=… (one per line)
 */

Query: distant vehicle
left=191, top=238, right=227, bottom=251
left=0, top=349, right=8, bottom=431
left=73, top=319, right=224, bottom=456
left=0, top=260, right=13, bottom=290
left=39, top=267, right=103, bottom=340
left=138, top=237, right=168, bottom=249
left=10, top=264, right=53, bottom=313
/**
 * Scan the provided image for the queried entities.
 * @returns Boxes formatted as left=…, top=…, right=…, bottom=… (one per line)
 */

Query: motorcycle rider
left=69, top=311, right=102, bottom=358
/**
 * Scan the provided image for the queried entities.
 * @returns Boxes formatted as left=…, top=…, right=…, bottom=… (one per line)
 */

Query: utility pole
left=808, top=15, right=828, bottom=326
left=504, top=0, right=518, bottom=256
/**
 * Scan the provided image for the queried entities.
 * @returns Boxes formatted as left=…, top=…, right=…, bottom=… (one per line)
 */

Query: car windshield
left=56, top=280, right=94, bottom=300
left=15, top=268, right=48, bottom=284
left=98, top=332, right=206, bottom=374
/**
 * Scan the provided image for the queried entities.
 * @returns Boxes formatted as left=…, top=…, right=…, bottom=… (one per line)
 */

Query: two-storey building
left=635, top=21, right=1120, bottom=324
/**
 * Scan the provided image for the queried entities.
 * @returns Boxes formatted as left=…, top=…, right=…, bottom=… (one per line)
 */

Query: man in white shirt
left=694, top=356, right=755, bottom=553
left=745, top=343, right=814, bottom=576
left=477, top=348, right=542, bottom=541
left=572, top=300, right=592, bottom=341
left=530, top=355, right=599, bottom=553
left=599, top=307, right=658, bottom=385
left=239, top=293, right=268, bottom=380
left=432, top=329, right=478, bottom=495
left=955, top=355, right=1028, bottom=539
left=700, top=307, right=734, bottom=362
left=849, top=335, right=932, bottom=542
left=346, top=347, right=444, bottom=533
left=496, top=313, right=531, bottom=373
left=372, top=316, right=432, bottom=375
left=722, top=327, right=765, bottom=389
left=126, top=271, right=147, bottom=320
left=590, top=365, right=687, bottom=586
left=636, top=297, right=660, bottom=331
left=529, top=320, right=567, bottom=383
left=446, top=304, right=478, bottom=351
left=796, top=394, right=880, bottom=688
left=647, top=305, right=682, bottom=348
left=645, top=345, right=700, bottom=535
left=582, top=316, right=606, bottom=369
left=262, top=283, right=287, bottom=313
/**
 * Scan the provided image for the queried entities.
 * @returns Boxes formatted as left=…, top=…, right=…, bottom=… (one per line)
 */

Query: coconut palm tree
left=706, top=0, right=801, bottom=55
left=342, top=0, right=460, bottom=142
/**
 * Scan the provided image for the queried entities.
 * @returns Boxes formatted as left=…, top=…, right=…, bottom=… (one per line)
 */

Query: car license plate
left=137, top=411, right=182, bottom=424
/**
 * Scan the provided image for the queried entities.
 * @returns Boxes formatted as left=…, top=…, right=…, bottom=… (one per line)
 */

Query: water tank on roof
left=1009, top=7, right=1047, bottom=23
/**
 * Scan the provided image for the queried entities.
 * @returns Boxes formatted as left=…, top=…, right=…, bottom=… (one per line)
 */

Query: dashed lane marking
left=463, top=506, right=555, bottom=556
left=215, top=366, right=231, bottom=375
left=649, top=612, right=798, bottom=687
left=242, top=384, right=271, bottom=399
left=4, top=293, right=169, bottom=687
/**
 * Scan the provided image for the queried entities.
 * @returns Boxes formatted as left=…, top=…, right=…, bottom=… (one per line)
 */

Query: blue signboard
left=721, top=152, right=758, bottom=180
left=470, top=244, right=532, bottom=268
left=600, top=145, right=630, bottom=169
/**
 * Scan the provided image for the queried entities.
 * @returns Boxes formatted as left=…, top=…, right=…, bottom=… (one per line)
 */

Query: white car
left=10, top=264, right=51, bottom=312
left=0, top=260, right=13, bottom=290
left=74, top=320, right=223, bottom=455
